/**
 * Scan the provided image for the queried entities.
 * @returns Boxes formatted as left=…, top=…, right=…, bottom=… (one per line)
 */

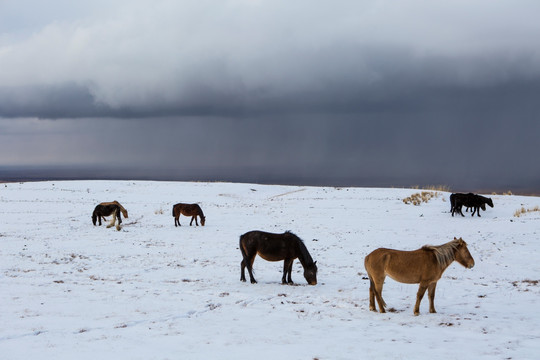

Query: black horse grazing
left=92, top=201, right=128, bottom=230
left=450, top=193, right=494, bottom=217
left=240, top=230, right=318, bottom=285
left=172, top=203, right=206, bottom=226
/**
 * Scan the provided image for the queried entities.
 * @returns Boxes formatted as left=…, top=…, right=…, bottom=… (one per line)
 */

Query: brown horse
left=240, top=230, right=318, bottom=285
left=92, top=201, right=128, bottom=231
left=364, top=237, right=474, bottom=315
left=172, top=203, right=206, bottom=227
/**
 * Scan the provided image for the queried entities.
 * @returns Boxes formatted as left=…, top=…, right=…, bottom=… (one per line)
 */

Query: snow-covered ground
left=1, top=181, right=539, bottom=359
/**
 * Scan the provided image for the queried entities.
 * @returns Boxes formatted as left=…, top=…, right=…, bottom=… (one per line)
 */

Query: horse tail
left=118, top=202, right=128, bottom=218
left=239, top=234, right=254, bottom=270
left=239, top=234, right=248, bottom=261
left=92, top=210, right=97, bottom=225
left=172, top=205, right=175, bottom=217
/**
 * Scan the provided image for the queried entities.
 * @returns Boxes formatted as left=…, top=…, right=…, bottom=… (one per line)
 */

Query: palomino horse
left=92, top=201, right=128, bottom=231
left=172, top=203, right=206, bottom=227
left=364, top=237, right=474, bottom=315
left=240, top=230, right=318, bottom=285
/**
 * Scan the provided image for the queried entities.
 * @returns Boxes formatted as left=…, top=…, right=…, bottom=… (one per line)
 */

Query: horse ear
left=314, top=261, right=317, bottom=265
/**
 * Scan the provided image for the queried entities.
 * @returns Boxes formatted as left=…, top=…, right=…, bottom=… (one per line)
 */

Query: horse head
left=487, top=198, right=494, bottom=208
left=303, top=261, right=318, bottom=285
left=454, top=237, right=475, bottom=269
left=201, top=216, right=206, bottom=226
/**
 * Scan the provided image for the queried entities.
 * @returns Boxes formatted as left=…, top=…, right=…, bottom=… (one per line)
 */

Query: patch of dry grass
left=410, top=185, right=451, bottom=192
left=491, top=190, right=513, bottom=195
left=403, top=191, right=442, bottom=206
left=513, top=206, right=540, bottom=217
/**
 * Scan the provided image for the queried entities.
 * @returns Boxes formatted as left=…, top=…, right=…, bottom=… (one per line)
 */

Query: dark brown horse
left=92, top=201, right=128, bottom=231
left=450, top=193, right=494, bottom=217
left=364, top=237, right=474, bottom=315
left=240, top=230, right=318, bottom=285
left=172, top=203, right=206, bottom=226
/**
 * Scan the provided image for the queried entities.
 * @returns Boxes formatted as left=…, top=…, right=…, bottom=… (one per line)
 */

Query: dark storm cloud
left=2, top=114, right=538, bottom=192
left=1, top=1, right=540, bottom=119
left=2, top=48, right=540, bottom=119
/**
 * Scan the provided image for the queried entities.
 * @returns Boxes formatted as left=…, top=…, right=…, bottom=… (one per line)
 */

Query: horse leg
left=428, top=282, right=437, bottom=313
left=287, top=260, right=294, bottom=284
left=115, top=209, right=122, bottom=231
left=240, top=259, right=247, bottom=282
left=107, top=212, right=117, bottom=228
left=282, top=259, right=294, bottom=284
left=371, top=275, right=387, bottom=313
left=414, top=283, right=429, bottom=315
left=368, top=276, right=377, bottom=311
left=245, top=255, right=257, bottom=284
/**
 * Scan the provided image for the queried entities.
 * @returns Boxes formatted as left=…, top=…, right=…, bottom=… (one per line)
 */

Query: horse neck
left=425, top=242, right=458, bottom=270
left=296, top=240, right=314, bottom=268
left=197, top=206, right=204, bottom=217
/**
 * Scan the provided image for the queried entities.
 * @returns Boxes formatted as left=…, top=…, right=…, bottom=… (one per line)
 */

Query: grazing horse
left=364, top=237, right=474, bottom=315
left=172, top=203, right=206, bottom=227
left=451, top=193, right=494, bottom=217
left=240, top=230, right=318, bottom=285
left=92, top=201, right=128, bottom=231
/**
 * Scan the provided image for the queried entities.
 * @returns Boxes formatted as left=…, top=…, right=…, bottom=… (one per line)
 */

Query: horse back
left=240, top=231, right=299, bottom=261
left=366, top=248, right=439, bottom=284
left=95, top=203, right=118, bottom=215
left=173, top=203, right=202, bottom=216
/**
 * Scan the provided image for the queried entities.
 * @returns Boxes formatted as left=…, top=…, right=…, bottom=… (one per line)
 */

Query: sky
left=0, top=0, right=539, bottom=192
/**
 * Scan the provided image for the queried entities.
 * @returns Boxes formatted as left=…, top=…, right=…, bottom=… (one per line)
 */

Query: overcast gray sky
left=1, top=1, right=539, bottom=192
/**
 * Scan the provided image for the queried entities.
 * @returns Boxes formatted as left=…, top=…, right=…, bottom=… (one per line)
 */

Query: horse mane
left=197, top=204, right=205, bottom=217
left=422, top=238, right=464, bottom=268
left=286, top=231, right=314, bottom=266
